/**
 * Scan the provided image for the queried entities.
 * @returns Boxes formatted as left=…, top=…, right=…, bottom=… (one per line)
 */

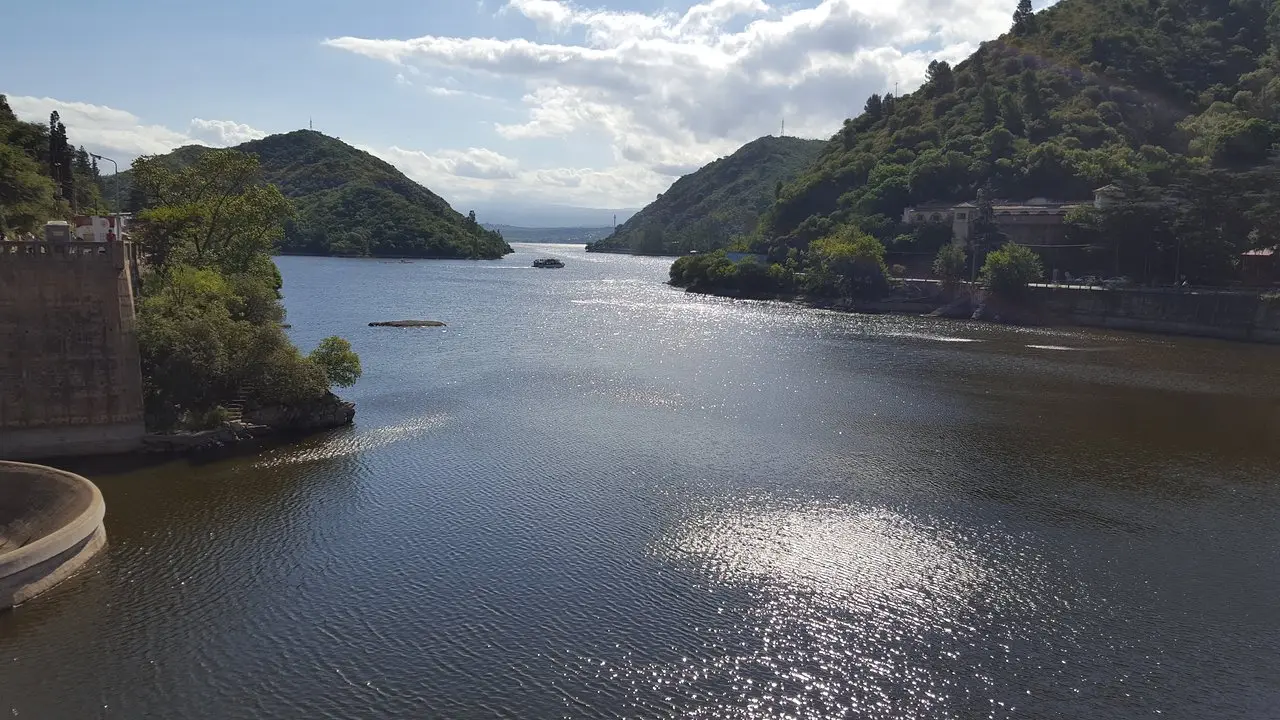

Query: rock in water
left=368, top=320, right=447, bottom=327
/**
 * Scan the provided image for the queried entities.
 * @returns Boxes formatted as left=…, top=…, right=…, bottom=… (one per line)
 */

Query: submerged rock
left=369, top=320, right=447, bottom=327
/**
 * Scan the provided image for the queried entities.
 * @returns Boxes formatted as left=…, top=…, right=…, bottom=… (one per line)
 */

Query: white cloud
left=324, top=0, right=1017, bottom=206
left=6, top=95, right=268, bottom=160
left=188, top=118, right=268, bottom=145
left=325, top=0, right=1024, bottom=204
left=8, top=95, right=194, bottom=157
left=367, top=144, right=668, bottom=208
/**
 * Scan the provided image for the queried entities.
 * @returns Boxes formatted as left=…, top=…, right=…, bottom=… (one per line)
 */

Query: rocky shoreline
left=141, top=392, right=356, bottom=456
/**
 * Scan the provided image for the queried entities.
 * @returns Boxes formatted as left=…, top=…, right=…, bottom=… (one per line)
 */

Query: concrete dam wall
left=0, top=461, right=107, bottom=609
left=0, top=241, right=146, bottom=459
left=1031, top=285, right=1280, bottom=343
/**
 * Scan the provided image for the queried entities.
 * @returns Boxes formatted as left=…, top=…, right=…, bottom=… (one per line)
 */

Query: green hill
left=113, top=130, right=511, bottom=259
left=755, top=0, right=1280, bottom=282
left=588, top=135, right=824, bottom=255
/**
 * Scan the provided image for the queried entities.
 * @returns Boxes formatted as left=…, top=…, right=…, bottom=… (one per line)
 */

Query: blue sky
left=1, top=0, right=1022, bottom=210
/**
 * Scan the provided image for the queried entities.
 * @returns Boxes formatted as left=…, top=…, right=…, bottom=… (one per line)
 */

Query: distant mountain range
left=482, top=225, right=614, bottom=243
left=470, top=202, right=638, bottom=229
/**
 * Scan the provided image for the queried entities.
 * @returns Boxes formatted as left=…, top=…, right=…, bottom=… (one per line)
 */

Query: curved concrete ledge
left=0, top=461, right=106, bottom=609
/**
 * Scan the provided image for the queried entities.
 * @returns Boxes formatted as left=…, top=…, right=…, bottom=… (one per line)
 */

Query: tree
left=309, top=336, right=363, bottom=387
left=808, top=225, right=890, bottom=299
left=1000, top=93, right=1025, bottom=136
left=980, top=242, right=1043, bottom=298
left=1012, top=0, right=1036, bottom=35
left=933, top=241, right=968, bottom=288
left=926, top=60, right=955, bottom=95
left=131, top=149, right=359, bottom=429
left=864, top=93, right=884, bottom=120
left=1019, top=70, right=1045, bottom=122
left=0, top=143, right=59, bottom=233
left=131, top=149, right=294, bottom=276
left=979, top=83, right=1001, bottom=128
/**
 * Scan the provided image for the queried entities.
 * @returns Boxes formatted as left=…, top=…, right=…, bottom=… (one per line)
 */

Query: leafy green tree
left=0, top=143, right=59, bottom=233
left=980, top=242, right=1043, bottom=298
left=933, top=241, right=968, bottom=288
left=809, top=225, right=890, bottom=298
left=310, top=336, right=363, bottom=387
left=131, top=149, right=294, bottom=275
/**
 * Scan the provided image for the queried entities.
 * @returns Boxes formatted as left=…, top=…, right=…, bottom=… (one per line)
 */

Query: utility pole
left=90, top=153, right=120, bottom=216
left=781, top=118, right=785, bottom=137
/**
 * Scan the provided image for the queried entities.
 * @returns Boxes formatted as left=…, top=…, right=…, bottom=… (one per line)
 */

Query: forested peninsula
left=669, top=0, right=1280, bottom=305
left=107, top=130, right=512, bottom=260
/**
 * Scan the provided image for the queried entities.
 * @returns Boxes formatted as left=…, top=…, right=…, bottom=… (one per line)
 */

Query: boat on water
left=533, top=258, right=565, bottom=268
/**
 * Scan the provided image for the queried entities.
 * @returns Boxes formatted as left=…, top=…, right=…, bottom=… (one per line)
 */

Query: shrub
left=932, top=241, right=968, bottom=287
left=310, top=336, right=363, bottom=387
left=980, top=242, right=1043, bottom=298
left=809, top=225, right=890, bottom=299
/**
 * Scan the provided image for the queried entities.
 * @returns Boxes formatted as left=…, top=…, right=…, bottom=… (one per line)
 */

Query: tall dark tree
left=926, top=60, right=955, bottom=95
left=970, top=48, right=988, bottom=86
left=46, top=111, right=74, bottom=206
left=1012, top=0, right=1036, bottom=35
left=863, top=93, right=884, bottom=120
left=999, top=93, right=1025, bottom=135
left=979, top=83, right=1001, bottom=128
left=1019, top=70, right=1045, bottom=120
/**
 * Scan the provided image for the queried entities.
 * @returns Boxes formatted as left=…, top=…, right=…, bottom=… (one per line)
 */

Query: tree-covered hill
left=588, top=135, right=824, bottom=255
left=756, top=0, right=1280, bottom=282
left=0, top=95, right=107, bottom=233
left=118, top=130, right=511, bottom=259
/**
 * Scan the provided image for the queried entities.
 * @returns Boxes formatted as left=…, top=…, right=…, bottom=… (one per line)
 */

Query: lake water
left=3, top=243, right=1279, bottom=718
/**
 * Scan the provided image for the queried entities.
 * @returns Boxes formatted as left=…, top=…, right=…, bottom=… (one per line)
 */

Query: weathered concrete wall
left=0, top=461, right=107, bottom=609
left=0, top=241, right=145, bottom=459
left=1031, top=286, right=1280, bottom=343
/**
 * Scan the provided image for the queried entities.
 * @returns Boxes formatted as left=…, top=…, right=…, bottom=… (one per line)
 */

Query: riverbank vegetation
left=130, top=149, right=361, bottom=430
left=669, top=225, right=890, bottom=300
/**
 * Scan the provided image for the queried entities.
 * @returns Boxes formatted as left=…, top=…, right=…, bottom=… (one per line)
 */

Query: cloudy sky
left=1, top=0, right=1024, bottom=212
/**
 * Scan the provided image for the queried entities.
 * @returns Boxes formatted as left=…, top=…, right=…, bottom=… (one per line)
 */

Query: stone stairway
left=222, top=383, right=256, bottom=423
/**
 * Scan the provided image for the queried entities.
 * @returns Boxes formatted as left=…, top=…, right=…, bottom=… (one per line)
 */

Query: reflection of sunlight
left=252, top=413, right=449, bottom=468
left=665, top=505, right=986, bottom=617
left=605, top=503, right=1062, bottom=719
left=885, top=331, right=982, bottom=343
